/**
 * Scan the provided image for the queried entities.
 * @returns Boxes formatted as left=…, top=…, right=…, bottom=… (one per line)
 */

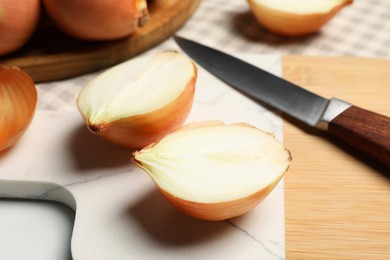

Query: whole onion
left=0, top=66, right=37, bottom=151
left=43, top=0, right=149, bottom=40
left=0, top=0, right=41, bottom=55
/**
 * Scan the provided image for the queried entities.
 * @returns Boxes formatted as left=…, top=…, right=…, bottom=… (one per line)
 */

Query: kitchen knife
left=174, top=36, right=390, bottom=168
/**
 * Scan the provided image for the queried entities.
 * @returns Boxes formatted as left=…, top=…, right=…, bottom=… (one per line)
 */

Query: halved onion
left=77, top=51, right=197, bottom=149
left=247, top=0, right=353, bottom=36
left=133, top=122, right=291, bottom=221
left=0, top=66, right=37, bottom=151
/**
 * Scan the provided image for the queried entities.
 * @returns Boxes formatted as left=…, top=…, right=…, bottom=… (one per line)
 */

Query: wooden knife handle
left=328, top=106, right=390, bottom=167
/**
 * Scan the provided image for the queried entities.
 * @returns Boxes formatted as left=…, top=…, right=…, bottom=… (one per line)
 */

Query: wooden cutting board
left=282, top=56, right=390, bottom=260
left=0, top=0, right=200, bottom=82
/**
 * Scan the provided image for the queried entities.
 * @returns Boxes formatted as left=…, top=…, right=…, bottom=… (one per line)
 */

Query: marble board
left=0, top=55, right=285, bottom=259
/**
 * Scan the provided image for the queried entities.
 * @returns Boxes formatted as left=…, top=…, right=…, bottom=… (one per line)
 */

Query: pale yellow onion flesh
left=43, top=0, right=148, bottom=40
left=247, top=0, right=353, bottom=36
left=0, top=66, right=37, bottom=151
left=77, top=51, right=197, bottom=149
left=0, top=0, right=41, bottom=55
left=133, top=122, right=291, bottom=221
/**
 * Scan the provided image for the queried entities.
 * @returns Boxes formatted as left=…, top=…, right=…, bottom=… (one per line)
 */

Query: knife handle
left=328, top=106, right=390, bottom=168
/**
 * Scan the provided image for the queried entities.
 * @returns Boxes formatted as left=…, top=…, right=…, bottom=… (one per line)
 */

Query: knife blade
left=174, top=36, right=390, bottom=168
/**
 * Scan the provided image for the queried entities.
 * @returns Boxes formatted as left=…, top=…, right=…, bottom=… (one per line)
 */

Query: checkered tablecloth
left=37, top=0, right=390, bottom=110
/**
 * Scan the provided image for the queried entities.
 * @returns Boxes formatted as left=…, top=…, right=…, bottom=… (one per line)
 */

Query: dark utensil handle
left=328, top=106, right=390, bottom=167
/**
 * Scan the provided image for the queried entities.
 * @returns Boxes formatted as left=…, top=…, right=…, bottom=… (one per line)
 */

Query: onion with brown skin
left=0, top=0, right=41, bottom=55
left=43, top=0, right=149, bottom=41
left=0, top=66, right=37, bottom=151
left=133, top=122, right=291, bottom=221
left=77, top=51, right=197, bottom=149
left=247, top=0, right=353, bottom=36
left=158, top=177, right=283, bottom=221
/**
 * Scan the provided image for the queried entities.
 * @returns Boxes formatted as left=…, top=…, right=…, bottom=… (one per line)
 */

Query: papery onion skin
left=0, top=0, right=41, bottom=55
left=43, top=0, right=149, bottom=40
left=158, top=175, right=284, bottom=221
left=133, top=122, right=291, bottom=221
left=247, top=0, right=353, bottom=36
left=85, top=74, right=197, bottom=149
left=0, top=66, right=37, bottom=151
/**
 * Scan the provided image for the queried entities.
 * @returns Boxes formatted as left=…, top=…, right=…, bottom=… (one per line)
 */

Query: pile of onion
left=247, top=0, right=353, bottom=36
left=0, top=0, right=41, bottom=55
left=0, top=66, right=37, bottom=151
left=0, top=0, right=148, bottom=56
left=77, top=50, right=291, bottom=220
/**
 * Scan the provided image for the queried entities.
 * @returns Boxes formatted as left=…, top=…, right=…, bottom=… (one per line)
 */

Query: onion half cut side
left=77, top=51, right=197, bottom=149
left=133, top=122, right=291, bottom=221
left=247, top=0, right=353, bottom=36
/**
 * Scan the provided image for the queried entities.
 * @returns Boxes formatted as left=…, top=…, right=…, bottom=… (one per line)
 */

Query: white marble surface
left=0, top=55, right=285, bottom=259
